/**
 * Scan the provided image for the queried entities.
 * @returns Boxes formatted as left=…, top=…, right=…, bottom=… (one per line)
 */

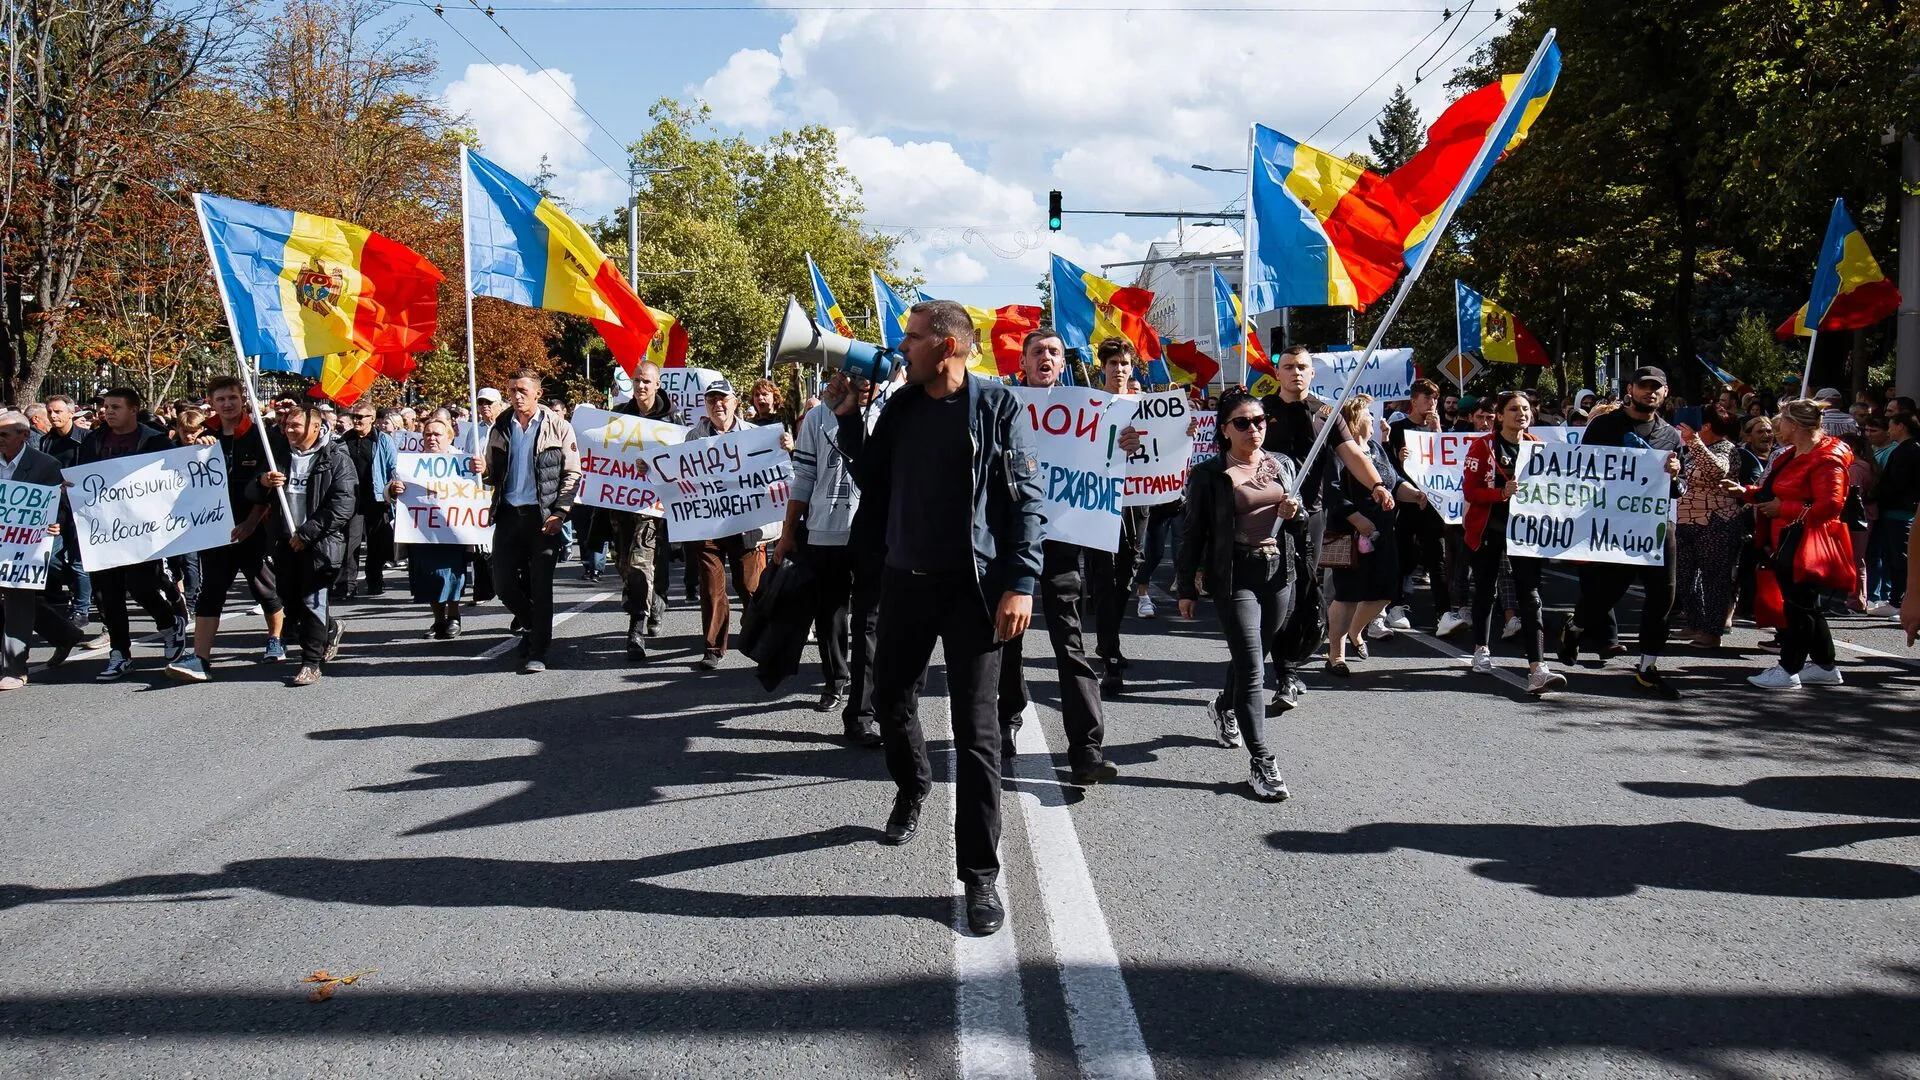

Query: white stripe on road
left=1011, top=705, right=1157, bottom=1080
left=1402, top=629, right=1533, bottom=692
left=932, top=691, right=1035, bottom=1080
left=474, top=590, right=618, bottom=660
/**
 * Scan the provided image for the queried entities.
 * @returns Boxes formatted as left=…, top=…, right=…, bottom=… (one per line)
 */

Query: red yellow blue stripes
left=1455, top=281, right=1548, bottom=366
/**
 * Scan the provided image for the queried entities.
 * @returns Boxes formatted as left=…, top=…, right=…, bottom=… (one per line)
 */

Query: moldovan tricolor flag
left=965, top=304, right=1045, bottom=379
left=808, top=254, right=856, bottom=338
left=462, top=148, right=658, bottom=376
left=1776, top=198, right=1902, bottom=340
left=1455, top=281, right=1548, bottom=365
left=1212, top=266, right=1272, bottom=388
left=871, top=270, right=914, bottom=348
left=645, top=307, right=689, bottom=368
left=1049, top=254, right=1168, bottom=372
left=195, top=193, right=442, bottom=406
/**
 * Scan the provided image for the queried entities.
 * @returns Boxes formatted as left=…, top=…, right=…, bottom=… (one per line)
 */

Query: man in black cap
left=1558, top=365, right=1685, bottom=699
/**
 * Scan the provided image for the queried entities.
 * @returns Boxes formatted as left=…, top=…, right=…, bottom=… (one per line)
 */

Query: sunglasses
left=1227, top=415, right=1268, bottom=432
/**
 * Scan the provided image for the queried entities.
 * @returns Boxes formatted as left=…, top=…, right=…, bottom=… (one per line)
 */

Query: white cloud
left=927, top=251, right=989, bottom=284
left=695, top=48, right=784, bottom=128
left=442, top=62, right=622, bottom=212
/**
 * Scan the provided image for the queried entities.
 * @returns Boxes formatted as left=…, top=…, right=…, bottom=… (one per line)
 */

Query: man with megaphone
left=823, top=299, right=1044, bottom=938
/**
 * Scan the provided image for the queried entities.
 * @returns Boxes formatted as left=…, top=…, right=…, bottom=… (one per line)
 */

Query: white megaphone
left=773, top=296, right=901, bottom=383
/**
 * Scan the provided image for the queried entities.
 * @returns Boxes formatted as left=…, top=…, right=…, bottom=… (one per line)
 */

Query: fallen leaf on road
left=303, top=968, right=375, bottom=1003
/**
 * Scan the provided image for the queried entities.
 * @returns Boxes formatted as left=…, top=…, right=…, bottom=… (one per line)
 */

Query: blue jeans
left=50, top=533, right=91, bottom=624
left=1214, top=548, right=1293, bottom=761
left=1866, top=516, right=1911, bottom=605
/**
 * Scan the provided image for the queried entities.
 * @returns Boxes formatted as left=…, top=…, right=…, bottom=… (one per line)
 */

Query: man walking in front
left=75, top=387, right=188, bottom=680
left=473, top=369, right=581, bottom=674
left=607, top=360, right=684, bottom=661
left=833, top=299, right=1044, bottom=937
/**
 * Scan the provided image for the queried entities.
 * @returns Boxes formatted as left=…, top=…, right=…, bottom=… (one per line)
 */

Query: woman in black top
left=1323, top=395, right=1422, bottom=674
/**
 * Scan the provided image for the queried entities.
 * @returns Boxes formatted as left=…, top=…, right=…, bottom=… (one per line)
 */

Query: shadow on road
left=1623, top=774, right=1920, bottom=819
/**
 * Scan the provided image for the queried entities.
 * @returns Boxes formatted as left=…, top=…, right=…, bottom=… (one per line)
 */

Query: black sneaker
left=1099, top=671, right=1123, bottom=698
left=965, top=881, right=1005, bottom=936
left=1070, top=760, right=1120, bottom=787
left=322, top=621, right=345, bottom=662
left=1633, top=666, right=1681, bottom=700
left=882, top=789, right=924, bottom=845
left=1556, top=618, right=1581, bottom=666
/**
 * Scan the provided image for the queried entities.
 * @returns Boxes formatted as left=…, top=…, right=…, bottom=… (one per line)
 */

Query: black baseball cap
left=1628, top=366, right=1667, bottom=387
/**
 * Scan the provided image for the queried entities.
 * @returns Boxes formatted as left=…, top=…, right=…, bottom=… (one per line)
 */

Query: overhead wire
left=1304, top=9, right=1451, bottom=143
left=453, top=0, right=630, bottom=154
left=1328, top=6, right=1508, bottom=153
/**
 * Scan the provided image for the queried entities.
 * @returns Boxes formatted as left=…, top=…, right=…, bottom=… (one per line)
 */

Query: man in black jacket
left=1557, top=366, right=1685, bottom=699
left=606, top=360, right=684, bottom=660
left=37, top=394, right=93, bottom=635
left=473, top=369, right=582, bottom=674
left=74, top=387, right=188, bottom=680
left=832, top=299, right=1045, bottom=937
left=255, top=399, right=356, bottom=686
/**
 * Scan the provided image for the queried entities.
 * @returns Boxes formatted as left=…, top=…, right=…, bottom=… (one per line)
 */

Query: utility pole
left=1898, top=133, right=1919, bottom=400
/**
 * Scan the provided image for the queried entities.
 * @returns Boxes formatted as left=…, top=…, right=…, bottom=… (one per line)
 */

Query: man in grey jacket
left=771, top=371, right=890, bottom=744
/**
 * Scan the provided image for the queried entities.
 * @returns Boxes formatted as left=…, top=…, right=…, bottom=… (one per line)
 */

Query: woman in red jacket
left=1461, top=390, right=1565, bottom=696
left=1724, top=399, right=1855, bottom=689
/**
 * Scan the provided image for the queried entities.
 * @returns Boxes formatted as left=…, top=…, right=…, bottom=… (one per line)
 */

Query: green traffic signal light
left=1048, top=189, right=1062, bottom=232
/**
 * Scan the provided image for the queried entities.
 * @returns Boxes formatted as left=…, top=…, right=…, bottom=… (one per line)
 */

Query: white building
left=1118, top=231, right=1287, bottom=387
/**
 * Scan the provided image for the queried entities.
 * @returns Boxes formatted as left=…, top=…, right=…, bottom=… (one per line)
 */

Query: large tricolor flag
left=871, top=270, right=914, bottom=349
left=964, top=304, right=1045, bottom=379
left=1049, top=254, right=1168, bottom=371
left=462, top=148, right=659, bottom=376
left=195, top=193, right=442, bottom=406
left=1776, top=198, right=1902, bottom=340
left=1212, top=266, right=1273, bottom=385
left=1455, top=281, right=1548, bottom=366
left=1697, top=354, right=1751, bottom=395
left=644, top=306, right=689, bottom=368
left=808, top=254, right=856, bottom=338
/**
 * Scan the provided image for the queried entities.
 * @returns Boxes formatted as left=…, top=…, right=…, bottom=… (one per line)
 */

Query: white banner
left=656, top=422, right=793, bottom=543
left=1529, top=425, right=1583, bottom=445
left=1506, top=443, right=1673, bottom=566
left=1011, top=385, right=1131, bottom=551
left=0, top=480, right=60, bottom=590
left=659, top=367, right=723, bottom=424
left=1312, top=348, right=1415, bottom=406
left=393, top=452, right=494, bottom=545
left=570, top=406, right=689, bottom=517
left=1187, top=413, right=1218, bottom=468
left=63, top=445, right=233, bottom=572
left=396, top=423, right=471, bottom=454
left=1399, top=430, right=1480, bottom=525
left=1121, top=390, right=1195, bottom=507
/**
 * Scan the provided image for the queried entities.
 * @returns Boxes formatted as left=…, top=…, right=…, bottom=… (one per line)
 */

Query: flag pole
left=1799, top=328, right=1819, bottom=399
left=191, top=193, right=293, bottom=524
left=1292, top=28, right=1558, bottom=494
left=1241, top=122, right=1256, bottom=389
left=458, top=145, right=481, bottom=453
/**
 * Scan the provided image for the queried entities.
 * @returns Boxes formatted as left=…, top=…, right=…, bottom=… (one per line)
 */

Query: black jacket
left=248, top=434, right=357, bottom=570
left=836, top=374, right=1044, bottom=604
left=1871, top=439, right=1920, bottom=517
left=213, top=417, right=290, bottom=518
left=616, top=392, right=686, bottom=426
left=1176, top=449, right=1299, bottom=602
left=76, top=422, right=172, bottom=465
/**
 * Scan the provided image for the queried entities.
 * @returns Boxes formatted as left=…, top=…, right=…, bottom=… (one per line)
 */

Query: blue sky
left=379, top=0, right=1496, bottom=306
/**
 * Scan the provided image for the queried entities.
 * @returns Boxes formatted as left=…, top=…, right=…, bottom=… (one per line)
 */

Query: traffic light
left=1048, top=190, right=1062, bottom=232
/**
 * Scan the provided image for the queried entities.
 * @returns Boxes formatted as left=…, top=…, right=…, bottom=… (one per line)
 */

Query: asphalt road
left=2, top=552, right=1916, bottom=1079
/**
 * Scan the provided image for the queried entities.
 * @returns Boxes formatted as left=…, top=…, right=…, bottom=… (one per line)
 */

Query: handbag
left=1318, top=529, right=1358, bottom=569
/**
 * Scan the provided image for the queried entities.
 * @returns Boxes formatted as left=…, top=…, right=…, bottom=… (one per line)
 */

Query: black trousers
left=998, top=541, right=1105, bottom=769
left=492, top=506, right=560, bottom=656
left=1470, top=535, right=1544, bottom=663
left=871, top=567, right=1004, bottom=888
left=843, top=546, right=885, bottom=727
left=1085, top=507, right=1144, bottom=663
left=93, top=560, right=182, bottom=654
left=364, top=510, right=393, bottom=591
left=195, top=531, right=282, bottom=618
left=334, top=513, right=367, bottom=595
left=272, top=546, right=337, bottom=664
left=1569, top=533, right=1677, bottom=658
left=1396, top=503, right=1450, bottom=613
left=1779, top=579, right=1837, bottom=673
left=807, top=542, right=857, bottom=694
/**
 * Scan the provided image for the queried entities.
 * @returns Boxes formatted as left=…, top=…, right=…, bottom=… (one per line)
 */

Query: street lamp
left=629, top=163, right=689, bottom=287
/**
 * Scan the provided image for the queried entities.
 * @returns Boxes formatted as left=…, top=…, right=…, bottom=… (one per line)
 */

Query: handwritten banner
left=1010, top=386, right=1130, bottom=551
left=1506, top=443, right=1672, bottom=566
left=656, top=422, right=793, bottom=543
left=394, top=452, right=494, bottom=545
left=0, top=480, right=60, bottom=590
left=659, top=367, right=724, bottom=425
left=1399, top=430, right=1480, bottom=525
left=62, top=445, right=233, bottom=572
left=1312, top=348, right=1415, bottom=406
left=569, top=406, right=689, bottom=518
left=1529, top=425, right=1583, bottom=445
left=1121, top=390, right=1194, bottom=507
left=1187, top=413, right=1218, bottom=468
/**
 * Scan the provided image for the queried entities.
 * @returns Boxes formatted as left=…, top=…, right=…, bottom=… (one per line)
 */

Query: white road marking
left=1834, top=637, right=1918, bottom=664
left=473, top=590, right=618, bottom=660
left=1010, top=705, right=1157, bottom=1080
left=1402, top=629, right=1534, bottom=692
left=931, top=690, right=1035, bottom=1080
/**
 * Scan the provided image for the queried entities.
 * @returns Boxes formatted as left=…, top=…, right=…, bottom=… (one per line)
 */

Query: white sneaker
left=1865, top=602, right=1896, bottom=617
left=1746, top=664, right=1801, bottom=690
left=1385, top=605, right=1412, bottom=631
left=1365, top=614, right=1395, bottom=640
left=1137, top=594, right=1157, bottom=619
left=1798, top=664, right=1844, bottom=686
left=1435, top=609, right=1469, bottom=637
left=1526, top=665, right=1567, bottom=696
left=1501, top=615, right=1523, bottom=640
left=1247, top=755, right=1290, bottom=802
left=1469, top=647, right=1495, bottom=674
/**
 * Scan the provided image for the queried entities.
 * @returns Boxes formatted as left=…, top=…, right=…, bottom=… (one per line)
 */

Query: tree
left=0, top=0, right=241, bottom=405
left=1368, top=85, right=1425, bottom=172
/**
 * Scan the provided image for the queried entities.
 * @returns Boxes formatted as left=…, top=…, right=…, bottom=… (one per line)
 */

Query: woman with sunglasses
left=1176, top=390, right=1300, bottom=802
left=1461, top=390, right=1565, bottom=696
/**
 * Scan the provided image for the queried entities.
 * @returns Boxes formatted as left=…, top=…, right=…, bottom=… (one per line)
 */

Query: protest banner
left=1010, top=386, right=1130, bottom=551
left=1188, top=413, right=1218, bottom=468
left=1529, top=425, right=1582, bottom=444
left=1311, top=348, right=1415, bottom=406
left=397, top=424, right=468, bottom=454
left=1506, top=442, right=1673, bottom=566
left=0, top=479, right=60, bottom=589
left=570, top=406, right=689, bottom=517
left=1121, top=390, right=1194, bottom=507
left=1399, top=430, right=1481, bottom=525
left=62, top=445, right=233, bottom=571
left=393, top=452, right=494, bottom=545
left=659, top=367, right=723, bottom=423
left=655, top=422, right=793, bottom=543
